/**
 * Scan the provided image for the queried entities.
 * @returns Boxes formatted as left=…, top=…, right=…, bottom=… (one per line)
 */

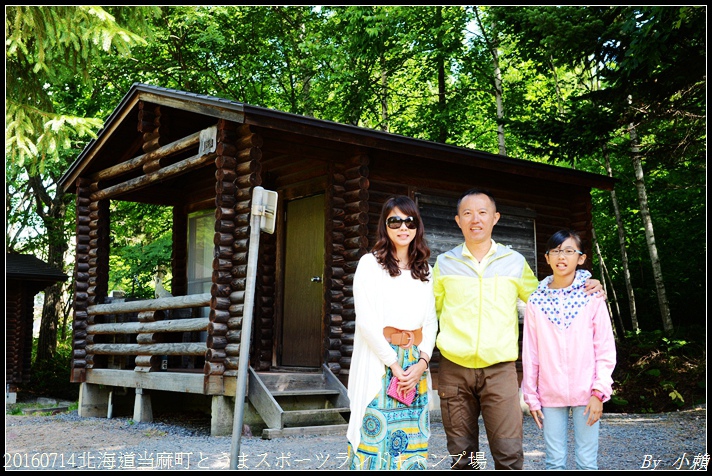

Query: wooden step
left=262, top=423, right=348, bottom=440
left=271, top=388, right=341, bottom=397
left=282, top=406, right=350, bottom=427
left=248, top=365, right=351, bottom=439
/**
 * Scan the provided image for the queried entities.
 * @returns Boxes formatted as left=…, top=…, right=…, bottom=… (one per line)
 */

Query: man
left=433, top=188, right=602, bottom=470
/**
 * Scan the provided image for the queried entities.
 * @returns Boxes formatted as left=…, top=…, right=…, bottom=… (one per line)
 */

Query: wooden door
left=281, top=194, right=325, bottom=367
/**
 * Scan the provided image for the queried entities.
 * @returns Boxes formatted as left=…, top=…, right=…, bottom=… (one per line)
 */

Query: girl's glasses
left=547, top=248, right=583, bottom=257
left=386, top=216, right=417, bottom=230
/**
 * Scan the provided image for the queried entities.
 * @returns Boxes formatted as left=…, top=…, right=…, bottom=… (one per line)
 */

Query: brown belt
left=383, top=326, right=423, bottom=348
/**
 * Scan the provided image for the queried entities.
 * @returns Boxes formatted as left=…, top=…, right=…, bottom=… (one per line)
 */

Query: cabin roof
left=6, top=253, right=69, bottom=284
left=59, top=82, right=616, bottom=193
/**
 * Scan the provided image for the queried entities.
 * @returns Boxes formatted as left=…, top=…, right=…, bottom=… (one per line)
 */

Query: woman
left=346, top=195, right=438, bottom=470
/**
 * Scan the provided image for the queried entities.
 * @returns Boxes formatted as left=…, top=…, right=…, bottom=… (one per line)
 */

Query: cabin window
left=187, top=209, right=214, bottom=329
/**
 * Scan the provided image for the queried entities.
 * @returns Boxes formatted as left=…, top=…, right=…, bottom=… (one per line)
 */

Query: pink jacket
left=522, top=270, right=616, bottom=411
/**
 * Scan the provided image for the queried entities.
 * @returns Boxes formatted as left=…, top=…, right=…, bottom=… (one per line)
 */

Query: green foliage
left=4, top=6, right=706, bottom=404
left=608, top=328, right=706, bottom=413
left=108, top=202, right=174, bottom=299
left=5, top=6, right=160, bottom=173
left=26, top=336, right=79, bottom=401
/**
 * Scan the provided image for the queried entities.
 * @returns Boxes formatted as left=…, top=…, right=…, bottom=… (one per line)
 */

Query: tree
left=486, top=6, right=705, bottom=332
left=5, top=6, right=160, bottom=360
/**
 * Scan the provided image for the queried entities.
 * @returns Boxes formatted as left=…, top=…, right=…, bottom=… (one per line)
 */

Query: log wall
left=335, top=154, right=370, bottom=381
left=5, top=283, right=33, bottom=387
left=218, top=121, right=264, bottom=378
left=71, top=178, right=92, bottom=382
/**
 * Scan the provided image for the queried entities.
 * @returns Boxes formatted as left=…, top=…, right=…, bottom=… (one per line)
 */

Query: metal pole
left=229, top=186, right=264, bottom=469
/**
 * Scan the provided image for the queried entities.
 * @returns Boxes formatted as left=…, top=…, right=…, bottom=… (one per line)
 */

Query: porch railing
left=85, top=293, right=212, bottom=372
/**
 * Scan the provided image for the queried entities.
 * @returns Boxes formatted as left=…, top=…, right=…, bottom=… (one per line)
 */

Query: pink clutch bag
left=387, top=376, right=416, bottom=406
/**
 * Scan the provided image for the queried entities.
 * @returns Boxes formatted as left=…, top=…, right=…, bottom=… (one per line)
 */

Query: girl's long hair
left=372, top=195, right=431, bottom=282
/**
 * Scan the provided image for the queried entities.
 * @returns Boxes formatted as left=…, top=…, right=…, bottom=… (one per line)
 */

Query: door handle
left=310, top=276, right=322, bottom=283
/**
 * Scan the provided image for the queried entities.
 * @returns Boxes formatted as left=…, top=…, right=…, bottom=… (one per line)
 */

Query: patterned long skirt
left=347, top=344, right=430, bottom=470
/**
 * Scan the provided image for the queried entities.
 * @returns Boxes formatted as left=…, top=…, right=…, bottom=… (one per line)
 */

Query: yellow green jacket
left=433, top=242, right=539, bottom=369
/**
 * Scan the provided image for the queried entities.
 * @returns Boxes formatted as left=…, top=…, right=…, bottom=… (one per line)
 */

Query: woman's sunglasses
left=386, top=216, right=418, bottom=230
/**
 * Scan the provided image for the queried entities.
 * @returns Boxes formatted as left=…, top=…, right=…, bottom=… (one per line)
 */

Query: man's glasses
left=386, top=216, right=418, bottom=230
left=547, top=248, right=583, bottom=257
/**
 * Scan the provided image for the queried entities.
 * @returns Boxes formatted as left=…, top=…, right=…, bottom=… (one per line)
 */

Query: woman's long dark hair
left=372, top=195, right=431, bottom=281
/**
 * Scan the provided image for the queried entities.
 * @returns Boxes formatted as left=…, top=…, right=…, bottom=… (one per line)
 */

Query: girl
left=522, top=229, right=616, bottom=470
left=346, top=195, right=438, bottom=470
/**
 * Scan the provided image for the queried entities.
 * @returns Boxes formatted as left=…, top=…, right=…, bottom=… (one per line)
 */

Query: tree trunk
left=628, top=123, right=673, bottom=332
left=475, top=8, right=506, bottom=156
left=380, top=55, right=388, bottom=132
left=493, top=46, right=506, bottom=156
left=549, top=55, right=564, bottom=115
left=592, top=227, right=623, bottom=339
left=603, top=144, right=639, bottom=331
left=29, top=172, right=70, bottom=362
left=435, top=7, right=448, bottom=144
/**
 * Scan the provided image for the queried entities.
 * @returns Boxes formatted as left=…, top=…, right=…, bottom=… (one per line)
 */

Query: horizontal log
left=206, top=349, right=226, bottom=361
left=87, top=342, right=206, bottom=355
left=344, top=165, right=369, bottom=180
left=90, top=129, right=203, bottom=182
left=210, top=309, right=231, bottom=323
left=215, top=168, right=237, bottom=184
left=224, top=357, right=239, bottom=369
left=134, top=355, right=159, bottom=367
left=211, top=296, right=231, bottom=310
left=204, top=361, right=225, bottom=374
left=217, top=194, right=235, bottom=208
left=213, top=270, right=232, bottom=284
left=214, top=232, right=234, bottom=247
left=235, top=173, right=261, bottom=188
left=343, top=211, right=368, bottom=226
left=215, top=154, right=237, bottom=169
left=332, top=196, right=345, bottom=209
left=344, top=176, right=368, bottom=191
left=343, top=248, right=365, bottom=261
left=213, top=258, right=233, bottom=271
left=237, top=131, right=263, bottom=148
left=137, top=310, right=162, bottom=322
left=136, top=333, right=159, bottom=344
left=215, top=182, right=236, bottom=197
left=209, top=322, right=228, bottom=335
left=236, top=159, right=261, bottom=176
left=207, top=335, right=227, bottom=349
left=88, top=293, right=210, bottom=315
left=211, top=283, right=232, bottom=298
left=345, top=236, right=368, bottom=249
left=225, top=344, right=240, bottom=356
left=215, top=246, right=233, bottom=260
left=344, top=188, right=368, bottom=202
left=231, top=278, right=246, bottom=291
left=227, top=317, right=242, bottom=329
left=90, top=152, right=218, bottom=201
left=87, top=317, right=209, bottom=335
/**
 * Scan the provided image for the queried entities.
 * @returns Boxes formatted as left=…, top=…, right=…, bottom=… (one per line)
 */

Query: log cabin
left=6, top=253, right=69, bottom=403
left=58, top=83, right=615, bottom=438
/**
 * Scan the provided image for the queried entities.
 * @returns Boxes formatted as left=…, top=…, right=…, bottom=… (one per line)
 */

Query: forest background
left=5, top=6, right=706, bottom=414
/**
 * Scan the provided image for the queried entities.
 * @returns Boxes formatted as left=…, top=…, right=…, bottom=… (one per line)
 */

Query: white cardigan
left=346, top=253, right=438, bottom=450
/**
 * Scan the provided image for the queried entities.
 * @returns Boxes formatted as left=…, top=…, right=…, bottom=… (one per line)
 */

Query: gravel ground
left=5, top=404, right=707, bottom=471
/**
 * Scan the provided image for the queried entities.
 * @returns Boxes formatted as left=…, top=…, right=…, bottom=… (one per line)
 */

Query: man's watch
left=591, top=389, right=605, bottom=402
